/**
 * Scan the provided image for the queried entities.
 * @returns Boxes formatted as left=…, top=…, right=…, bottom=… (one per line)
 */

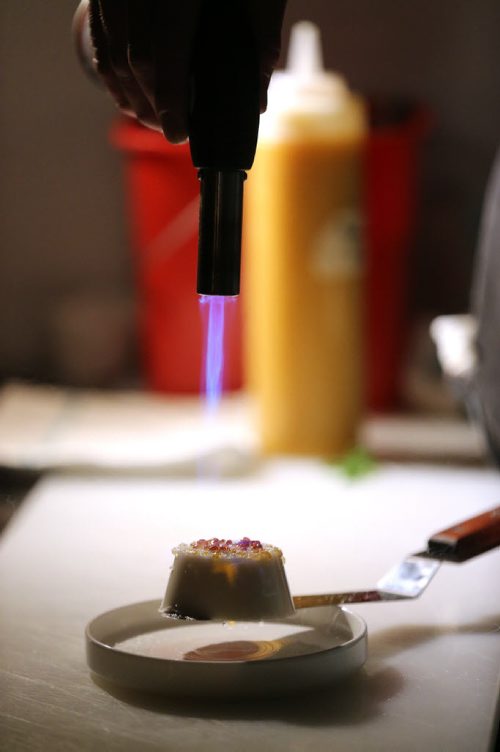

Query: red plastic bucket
left=111, top=121, right=242, bottom=393
left=365, top=101, right=431, bottom=410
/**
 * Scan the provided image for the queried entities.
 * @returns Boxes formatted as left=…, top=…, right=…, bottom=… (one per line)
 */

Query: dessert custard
left=160, top=537, right=295, bottom=621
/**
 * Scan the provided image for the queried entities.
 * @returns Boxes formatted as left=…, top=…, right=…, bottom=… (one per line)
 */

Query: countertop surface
left=1, top=461, right=499, bottom=751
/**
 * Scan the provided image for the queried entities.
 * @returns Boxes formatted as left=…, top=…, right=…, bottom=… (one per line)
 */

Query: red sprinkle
left=190, top=537, right=264, bottom=554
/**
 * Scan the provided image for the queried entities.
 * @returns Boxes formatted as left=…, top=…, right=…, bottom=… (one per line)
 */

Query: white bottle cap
left=261, top=21, right=352, bottom=136
left=287, top=20, right=325, bottom=78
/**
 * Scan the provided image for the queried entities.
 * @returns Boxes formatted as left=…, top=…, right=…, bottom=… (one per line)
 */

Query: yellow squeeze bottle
left=244, top=22, right=367, bottom=456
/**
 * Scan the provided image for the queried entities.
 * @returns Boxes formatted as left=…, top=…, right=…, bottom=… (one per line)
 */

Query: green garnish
left=332, top=447, right=378, bottom=479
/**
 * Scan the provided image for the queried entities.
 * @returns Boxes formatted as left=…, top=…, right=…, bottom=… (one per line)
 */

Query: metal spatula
left=293, top=505, right=500, bottom=608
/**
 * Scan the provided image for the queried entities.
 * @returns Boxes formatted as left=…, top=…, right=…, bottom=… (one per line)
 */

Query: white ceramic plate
left=86, top=600, right=367, bottom=698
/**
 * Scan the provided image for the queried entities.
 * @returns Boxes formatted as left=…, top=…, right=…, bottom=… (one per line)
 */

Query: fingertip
left=159, top=111, right=188, bottom=144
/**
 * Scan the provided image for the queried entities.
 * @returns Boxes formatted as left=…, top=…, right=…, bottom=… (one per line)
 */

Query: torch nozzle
left=196, top=169, right=246, bottom=296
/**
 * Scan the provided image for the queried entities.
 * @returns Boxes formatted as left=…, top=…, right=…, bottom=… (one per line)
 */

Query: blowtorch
left=74, top=0, right=261, bottom=297
left=189, top=0, right=260, bottom=296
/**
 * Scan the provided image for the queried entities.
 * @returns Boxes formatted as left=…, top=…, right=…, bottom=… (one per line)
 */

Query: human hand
left=74, top=0, right=287, bottom=144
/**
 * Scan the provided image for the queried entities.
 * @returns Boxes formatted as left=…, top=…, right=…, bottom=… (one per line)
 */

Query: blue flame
left=199, top=295, right=232, bottom=414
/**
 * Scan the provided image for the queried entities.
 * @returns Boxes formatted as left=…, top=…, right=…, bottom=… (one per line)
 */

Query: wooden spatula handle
left=428, top=506, right=500, bottom=561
